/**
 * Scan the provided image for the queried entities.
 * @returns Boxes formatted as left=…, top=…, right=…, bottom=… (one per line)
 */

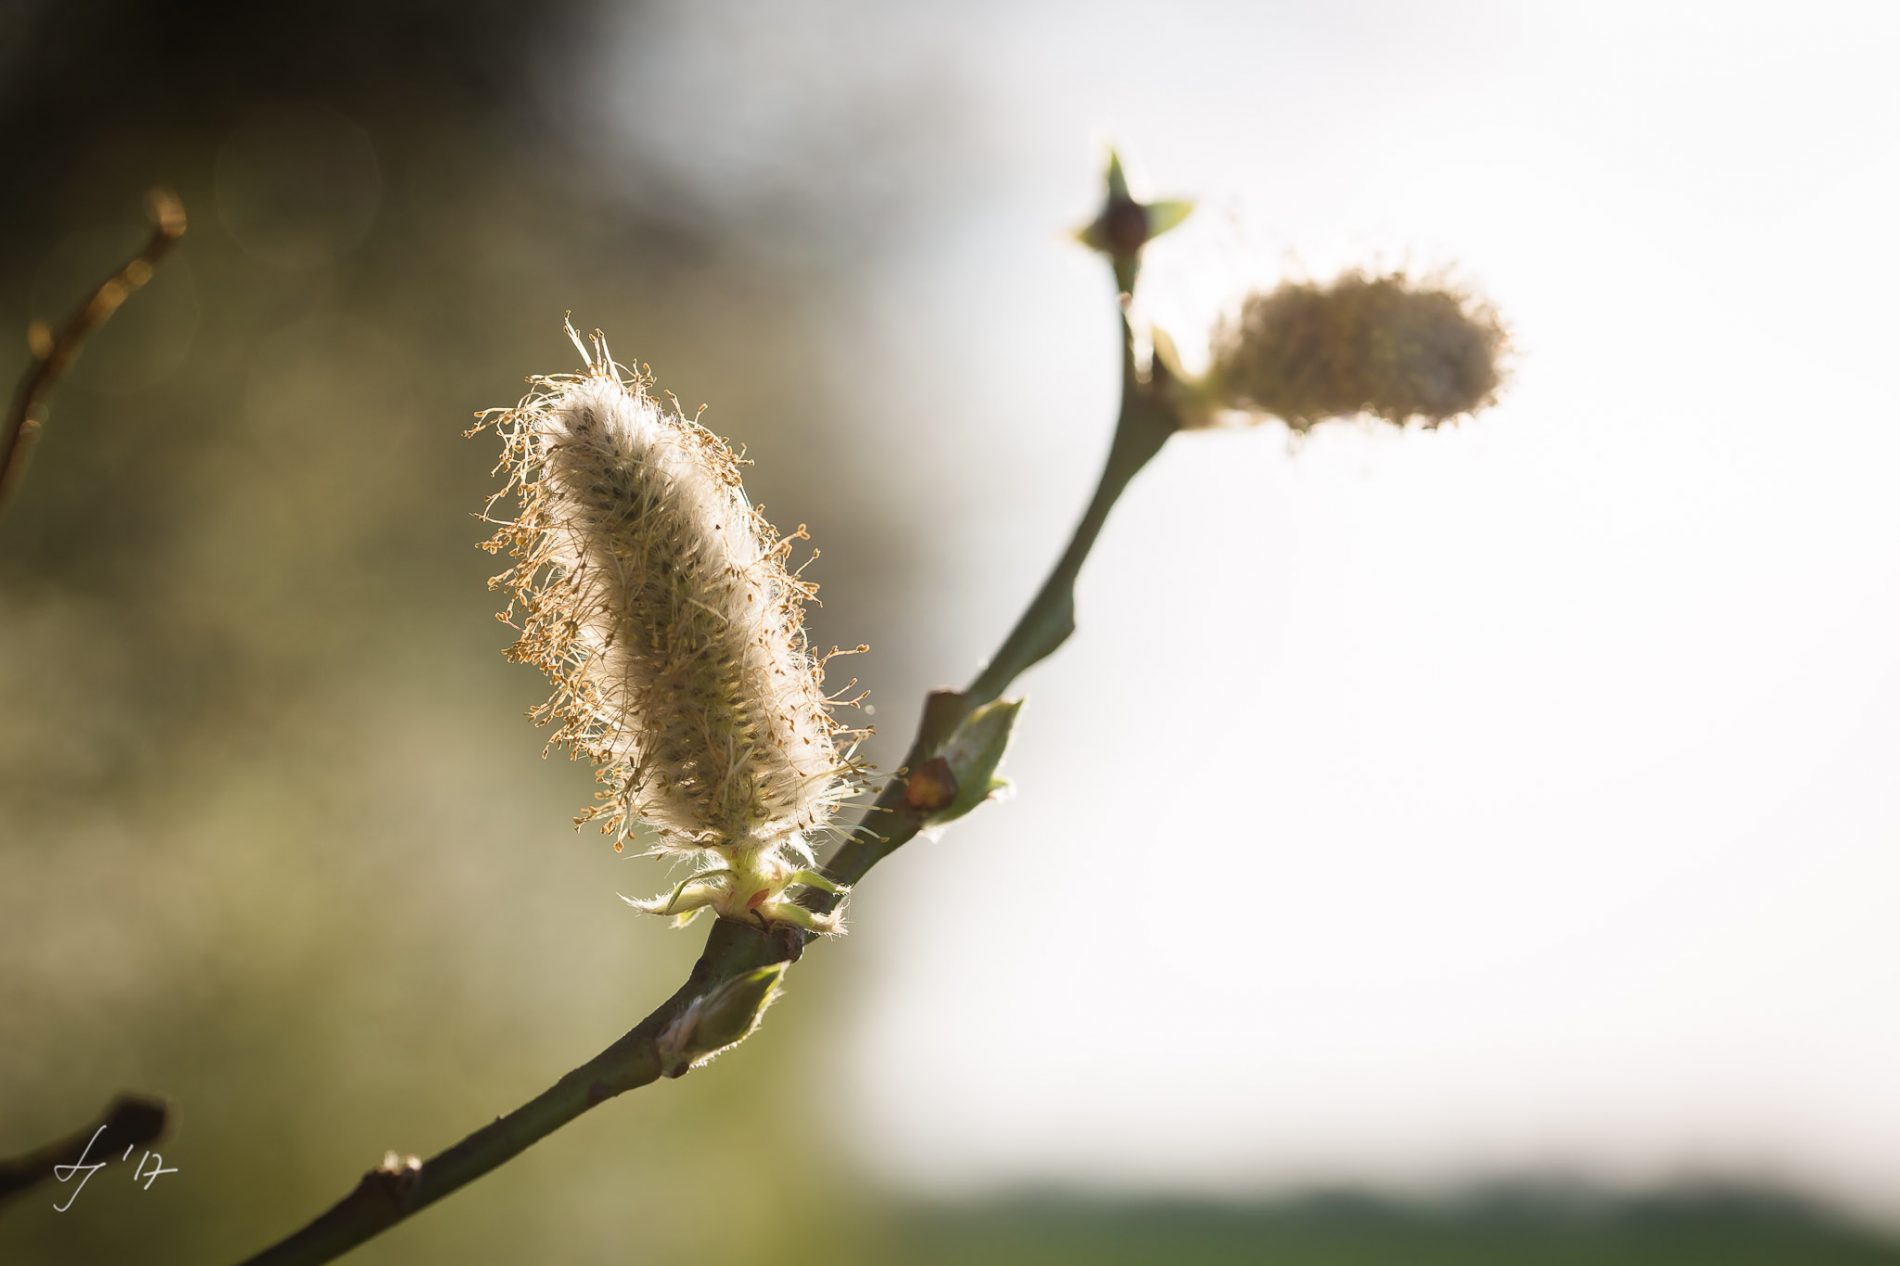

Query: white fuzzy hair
left=475, top=327, right=863, bottom=929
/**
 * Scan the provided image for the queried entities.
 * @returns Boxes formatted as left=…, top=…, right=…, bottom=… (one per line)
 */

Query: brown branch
left=0, top=188, right=187, bottom=517
left=0, top=1094, right=170, bottom=1210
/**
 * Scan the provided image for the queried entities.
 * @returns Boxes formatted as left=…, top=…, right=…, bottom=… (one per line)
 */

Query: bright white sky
left=619, top=0, right=1900, bottom=1221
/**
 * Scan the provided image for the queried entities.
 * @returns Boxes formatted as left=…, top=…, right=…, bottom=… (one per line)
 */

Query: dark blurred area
left=1, top=1, right=1896, bottom=1263
left=1, top=2, right=976, bottom=1261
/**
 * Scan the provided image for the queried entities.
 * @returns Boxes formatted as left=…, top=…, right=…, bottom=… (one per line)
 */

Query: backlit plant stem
left=234, top=303, right=1179, bottom=1266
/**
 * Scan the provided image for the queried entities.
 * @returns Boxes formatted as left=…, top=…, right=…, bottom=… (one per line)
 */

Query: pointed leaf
left=1105, top=148, right=1130, bottom=202
left=1072, top=216, right=1111, bottom=252
left=1144, top=198, right=1195, bottom=239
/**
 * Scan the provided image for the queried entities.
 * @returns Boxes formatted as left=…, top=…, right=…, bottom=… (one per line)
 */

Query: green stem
left=967, top=348, right=1174, bottom=708
left=233, top=310, right=1177, bottom=1266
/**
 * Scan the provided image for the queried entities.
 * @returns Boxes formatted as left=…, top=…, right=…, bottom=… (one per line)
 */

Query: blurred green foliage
left=872, top=1188, right=1900, bottom=1266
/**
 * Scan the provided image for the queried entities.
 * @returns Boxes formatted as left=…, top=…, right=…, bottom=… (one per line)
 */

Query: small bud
left=369, top=1151, right=423, bottom=1197
left=145, top=187, right=188, bottom=241
left=655, top=963, right=787, bottom=1077
left=913, top=698, right=1021, bottom=831
left=1072, top=149, right=1195, bottom=294
left=378, top=1151, right=422, bottom=1177
left=1202, top=271, right=1508, bottom=430
left=904, top=756, right=958, bottom=813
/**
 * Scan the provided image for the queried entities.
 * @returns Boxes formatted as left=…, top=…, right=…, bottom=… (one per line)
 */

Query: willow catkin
left=1205, top=271, right=1508, bottom=430
left=474, top=326, right=862, bottom=933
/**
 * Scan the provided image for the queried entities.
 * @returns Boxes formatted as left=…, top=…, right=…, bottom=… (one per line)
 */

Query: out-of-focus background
left=4, top=1, right=1899, bottom=1262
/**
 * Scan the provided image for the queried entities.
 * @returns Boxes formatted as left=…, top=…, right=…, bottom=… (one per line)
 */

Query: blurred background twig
left=0, top=1095, right=169, bottom=1210
left=0, top=190, right=185, bottom=517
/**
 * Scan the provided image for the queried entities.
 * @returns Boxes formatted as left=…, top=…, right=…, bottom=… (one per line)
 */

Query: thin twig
left=0, top=189, right=187, bottom=517
left=0, top=1094, right=169, bottom=1209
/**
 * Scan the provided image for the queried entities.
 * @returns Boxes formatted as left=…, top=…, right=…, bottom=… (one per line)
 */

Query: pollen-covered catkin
left=1204, top=271, right=1508, bottom=430
left=474, top=326, right=861, bottom=934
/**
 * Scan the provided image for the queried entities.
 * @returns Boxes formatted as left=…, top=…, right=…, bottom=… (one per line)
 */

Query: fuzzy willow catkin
left=1204, top=271, right=1507, bottom=430
left=474, top=326, right=862, bottom=934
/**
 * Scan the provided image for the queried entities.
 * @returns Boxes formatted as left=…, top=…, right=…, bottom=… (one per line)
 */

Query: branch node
left=0, top=188, right=187, bottom=517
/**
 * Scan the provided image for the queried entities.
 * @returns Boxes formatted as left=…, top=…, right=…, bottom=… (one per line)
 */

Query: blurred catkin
left=475, top=329, right=861, bottom=932
left=1204, top=272, right=1507, bottom=430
